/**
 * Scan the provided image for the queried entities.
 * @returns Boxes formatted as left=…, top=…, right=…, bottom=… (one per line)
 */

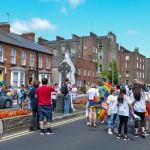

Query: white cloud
left=127, top=30, right=138, bottom=35
left=68, top=0, right=85, bottom=8
left=61, top=7, right=67, bottom=13
left=11, top=18, right=57, bottom=34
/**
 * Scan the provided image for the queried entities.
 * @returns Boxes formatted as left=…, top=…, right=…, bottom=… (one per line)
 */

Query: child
left=107, top=88, right=118, bottom=134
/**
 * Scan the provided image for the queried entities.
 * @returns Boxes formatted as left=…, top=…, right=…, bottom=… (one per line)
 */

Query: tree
left=100, top=67, right=110, bottom=81
left=108, top=60, right=118, bottom=85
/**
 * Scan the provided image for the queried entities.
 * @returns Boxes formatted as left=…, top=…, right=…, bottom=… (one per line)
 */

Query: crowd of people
left=4, top=77, right=78, bottom=135
left=86, top=81, right=150, bottom=140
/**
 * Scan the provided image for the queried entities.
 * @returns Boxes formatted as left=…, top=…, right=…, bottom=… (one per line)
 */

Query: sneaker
left=46, top=128, right=54, bottom=135
left=144, top=130, right=149, bottom=136
left=141, top=133, right=145, bottom=138
left=124, top=136, right=130, bottom=141
left=114, top=128, right=118, bottom=134
left=117, top=134, right=121, bottom=139
left=40, top=129, right=44, bottom=135
left=135, top=133, right=138, bottom=138
left=101, top=120, right=105, bottom=124
left=108, top=129, right=113, bottom=135
left=86, top=122, right=90, bottom=125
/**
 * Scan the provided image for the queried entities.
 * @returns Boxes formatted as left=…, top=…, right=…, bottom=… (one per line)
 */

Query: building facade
left=38, top=31, right=119, bottom=84
left=0, top=22, right=53, bottom=89
left=118, top=46, right=145, bottom=85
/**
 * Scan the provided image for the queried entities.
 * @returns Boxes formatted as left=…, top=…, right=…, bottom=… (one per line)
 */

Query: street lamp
left=108, top=67, right=114, bottom=86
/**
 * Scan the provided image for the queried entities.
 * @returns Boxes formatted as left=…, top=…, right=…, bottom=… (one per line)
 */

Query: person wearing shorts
left=35, top=78, right=56, bottom=135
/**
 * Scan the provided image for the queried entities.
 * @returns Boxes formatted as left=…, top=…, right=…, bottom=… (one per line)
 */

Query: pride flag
left=103, top=81, right=112, bottom=98
left=97, top=108, right=107, bottom=121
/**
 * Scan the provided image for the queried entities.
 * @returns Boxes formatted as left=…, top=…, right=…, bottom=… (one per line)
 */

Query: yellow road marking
left=0, top=116, right=85, bottom=142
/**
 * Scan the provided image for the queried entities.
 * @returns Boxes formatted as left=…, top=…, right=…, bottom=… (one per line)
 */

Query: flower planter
left=1, top=114, right=30, bottom=137
left=73, top=104, right=86, bottom=110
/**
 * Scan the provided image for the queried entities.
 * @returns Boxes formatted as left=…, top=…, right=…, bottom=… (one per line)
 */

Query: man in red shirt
left=35, top=78, right=56, bottom=135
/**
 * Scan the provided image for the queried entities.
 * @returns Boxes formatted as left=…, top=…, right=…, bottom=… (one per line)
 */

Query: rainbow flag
left=103, top=81, right=112, bottom=98
left=89, top=101, right=100, bottom=108
left=97, top=108, right=107, bottom=121
left=93, top=96, right=100, bottom=102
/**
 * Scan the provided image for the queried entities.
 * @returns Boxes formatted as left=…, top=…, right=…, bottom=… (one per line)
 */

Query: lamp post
left=108, top=67, right=114, bottom=86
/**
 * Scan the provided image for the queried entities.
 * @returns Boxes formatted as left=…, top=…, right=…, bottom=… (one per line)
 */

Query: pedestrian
left=107, top=88, right=118, bottom=135
left=18, top=85, right=27, bottom=110
left=88, top=83, right=99, bottom=128
left=61, top=78, right=72, bottom=115
left=131, top=84, right=150, bottom=138
left=51, top=83, right=60, bottom=112
left=117, top=87, right=133, bottom=140
left=35, top=78, right=56, bottom=135
left=70, top=84, right=77, bottom=111
left=29, top=81, right=40, bottom=132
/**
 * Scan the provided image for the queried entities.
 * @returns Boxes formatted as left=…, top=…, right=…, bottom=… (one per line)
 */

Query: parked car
left=0, top=91, right=13, bottom=108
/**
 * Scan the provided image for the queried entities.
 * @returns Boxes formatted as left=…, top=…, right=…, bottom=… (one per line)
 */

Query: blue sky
left=0, top=0, right=150, bottom=57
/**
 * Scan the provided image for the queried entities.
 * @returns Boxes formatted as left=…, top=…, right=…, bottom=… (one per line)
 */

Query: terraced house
left=0, top=22, right=53, bottom=89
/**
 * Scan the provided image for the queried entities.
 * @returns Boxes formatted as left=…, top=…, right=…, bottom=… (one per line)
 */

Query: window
left=143, top=65, right=144, bottom=70
left=46, top=57, right=50, bottom=69
left=125, top=62, right=129, bottom=68
left=39, top=56, right=42, bottom=68
left=99, top=64, right=103, bottom=73
left=140, top=64, right=141, bottom=69
left=95, top=48, right=97, bottom=53
left=20, top=72, right=24, bottom=85
left=98, top=43, right=103, bottom=48
left=11, top=49, right=16, bottom=64
left=0, top=46, right=4, bottom=62
left=71, top=49, right=75, bottom=56
left=137, top=57, right=138, bottom=60
left=140, top=72, right=141, bottom=78
left=78, top=69, right=81, bottom=75
left=125, top=56, right=129, bottom=60
left=11, top=71, right=25, bottom=89
left=77, top=80, right=82, bottom=88
left=30, top=53, right=34, bottom=67
left=137, top=63, right=138, bottom=69
left=137, top=72, right=139, bottom=79
left=53, top=50, right=58, bottom=56
left=83, top=45, right=87, bottom=50
left=125, top=71, right=129, bottom=77
left=61, top=47, right=65, bottom=52
left=98, top=52, right=103, bottom=60
left=143, top=59, right=144, bottom=62
left=21, top=51, right=26, bottom=65
left=140, top=58, right=141, bottom=62
left=13, top=72, right=18, bottom=88
left=143, top=73, right=144, bottom=78
left=93, top=47, right=95, bottom=52
left=93, top=71, right=94, bottom=77
left=88, top=70, right=90, bottom=76
left=84, top=69, right=86, bottom=76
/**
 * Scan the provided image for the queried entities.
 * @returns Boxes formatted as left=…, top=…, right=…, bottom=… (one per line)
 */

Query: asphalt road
left=0, top=117, right=150, bottom=150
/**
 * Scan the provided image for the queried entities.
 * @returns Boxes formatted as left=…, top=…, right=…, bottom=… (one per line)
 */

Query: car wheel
left=4, top=100, right=11, bottom=108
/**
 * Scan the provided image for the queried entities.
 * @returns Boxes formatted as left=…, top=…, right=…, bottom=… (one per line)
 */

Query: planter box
left=2, top=115, right=30, bottom=136
left=73, top=104, right=86, bottom=110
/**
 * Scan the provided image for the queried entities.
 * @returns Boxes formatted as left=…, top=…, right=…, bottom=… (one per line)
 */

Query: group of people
left=86, top=81, right=150, bottom=140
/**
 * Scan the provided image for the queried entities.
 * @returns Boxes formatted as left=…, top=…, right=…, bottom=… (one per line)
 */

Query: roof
left=52, top=55, right=64, bottom=68
left=0, top=30, right=53, bottom=55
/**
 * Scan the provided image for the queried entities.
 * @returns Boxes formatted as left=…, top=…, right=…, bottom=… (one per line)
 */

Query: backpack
left=61, top=82, right=68, bottom=95
left=19, top=89, right=26, bottom=100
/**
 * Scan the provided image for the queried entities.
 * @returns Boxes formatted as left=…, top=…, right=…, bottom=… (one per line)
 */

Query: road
left=0, top=117, right=149, bottom=150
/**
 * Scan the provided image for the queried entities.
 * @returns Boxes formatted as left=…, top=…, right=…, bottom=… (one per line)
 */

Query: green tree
left=101, top=67, right=110, bottom=81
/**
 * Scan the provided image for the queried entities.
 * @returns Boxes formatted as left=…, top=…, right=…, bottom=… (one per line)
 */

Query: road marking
left=0, top=116, right=85, bottom=142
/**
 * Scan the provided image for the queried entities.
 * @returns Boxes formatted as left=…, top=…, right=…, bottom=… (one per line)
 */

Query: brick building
left=118, top=46, right=145, bottom=85
left=0, top=22, right=53, bottom=89
left=38, top=31, right=118, bottom=83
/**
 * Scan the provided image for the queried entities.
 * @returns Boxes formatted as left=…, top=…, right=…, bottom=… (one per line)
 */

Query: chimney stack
left=0, top=22, right=10, bottom=32
left=21, top=32, right=35, bottom=41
